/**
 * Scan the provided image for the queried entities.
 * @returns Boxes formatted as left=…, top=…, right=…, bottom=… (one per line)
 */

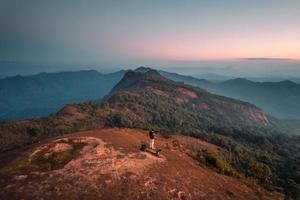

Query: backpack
left=140, top=143, right=148, bottom=151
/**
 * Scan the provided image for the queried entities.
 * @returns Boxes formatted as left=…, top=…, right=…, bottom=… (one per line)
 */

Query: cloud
left=241, top=57, right=294, bottom=61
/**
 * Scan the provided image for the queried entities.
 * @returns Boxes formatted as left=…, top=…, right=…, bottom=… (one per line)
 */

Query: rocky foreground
left=0, top=128, right=282, bottom=200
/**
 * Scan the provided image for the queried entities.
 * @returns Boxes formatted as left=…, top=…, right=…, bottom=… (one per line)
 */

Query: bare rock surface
left=0, top=128, right=283, bottom=200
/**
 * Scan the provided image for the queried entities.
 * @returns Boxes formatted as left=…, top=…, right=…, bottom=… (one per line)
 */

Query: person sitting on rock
left=149, top=129, right=155, bottom=149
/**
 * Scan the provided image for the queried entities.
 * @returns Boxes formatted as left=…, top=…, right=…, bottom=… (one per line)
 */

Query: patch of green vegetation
left=201, top=150, right=238, bottom=176
left=1, top=140, right=85, bottom=177
left=178, top=140, right=239, bottom=177
left=31, top=141, right=84, bottom=171
left=190, top=132, right=300, bottom=199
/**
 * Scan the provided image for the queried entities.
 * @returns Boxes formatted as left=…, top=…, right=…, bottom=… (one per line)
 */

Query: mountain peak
left=106, top=69, right=169, bottom=97
left=143, top=69, right=166, bottom=80
left=104, top=67, right=270, bottom=128
left=134, top=66, right=153, bottom=73
left=279, top=80, right=298, bottom=86
left=223, top=78, right=253, bottom=85
left=0, top=128, right=281, bottom=200
left=121, top=69, right=167, bottom=84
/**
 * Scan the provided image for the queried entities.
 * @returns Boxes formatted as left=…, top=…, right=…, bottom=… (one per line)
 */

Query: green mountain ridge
left=2, top=66, right=300, bottom=121
left=104, top=70, right=270, bottom=130
left=0, top=69, right=300, bottom=198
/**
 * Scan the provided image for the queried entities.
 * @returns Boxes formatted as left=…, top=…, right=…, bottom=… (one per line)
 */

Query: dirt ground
left=0, top=128, right=283, bottom=200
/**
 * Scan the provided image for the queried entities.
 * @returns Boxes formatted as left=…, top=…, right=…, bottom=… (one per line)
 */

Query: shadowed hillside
left=104, top=69, right=270, bottom=130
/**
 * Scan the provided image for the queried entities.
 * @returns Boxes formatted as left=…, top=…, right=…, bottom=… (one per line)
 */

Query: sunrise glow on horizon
left=0, top=0, right=299, bottom=64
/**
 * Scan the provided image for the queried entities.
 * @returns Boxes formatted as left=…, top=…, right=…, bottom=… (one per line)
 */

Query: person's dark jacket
left=149, top=130, right=155, bottom=139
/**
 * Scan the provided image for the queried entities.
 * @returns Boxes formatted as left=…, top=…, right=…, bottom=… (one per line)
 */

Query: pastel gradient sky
left=0, top=0, right=300, bottom=66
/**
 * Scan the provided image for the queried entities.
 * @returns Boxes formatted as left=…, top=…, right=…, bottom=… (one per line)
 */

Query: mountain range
left=0, top=69, right=273, bottom=152
left=0, top=70, right=125, bottom=121
left=0, top=69, right=299, bottom=199
left=158, top=68, right=300, bottom=120
left=1, top=66, right=300, bottom=122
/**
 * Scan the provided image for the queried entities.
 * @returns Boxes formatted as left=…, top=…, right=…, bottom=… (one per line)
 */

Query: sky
left=0, top=0, right=300, bottom=72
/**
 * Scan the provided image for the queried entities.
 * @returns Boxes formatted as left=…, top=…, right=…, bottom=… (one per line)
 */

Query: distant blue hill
left=0, top=70, right=126, bottom=121
left=160, top=69, right=300, bottom=120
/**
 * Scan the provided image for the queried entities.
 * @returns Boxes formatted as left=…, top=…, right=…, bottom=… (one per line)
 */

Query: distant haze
left=0, top=1, right=299, bottom=76
left=0, top=59, right=299, bottom=80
